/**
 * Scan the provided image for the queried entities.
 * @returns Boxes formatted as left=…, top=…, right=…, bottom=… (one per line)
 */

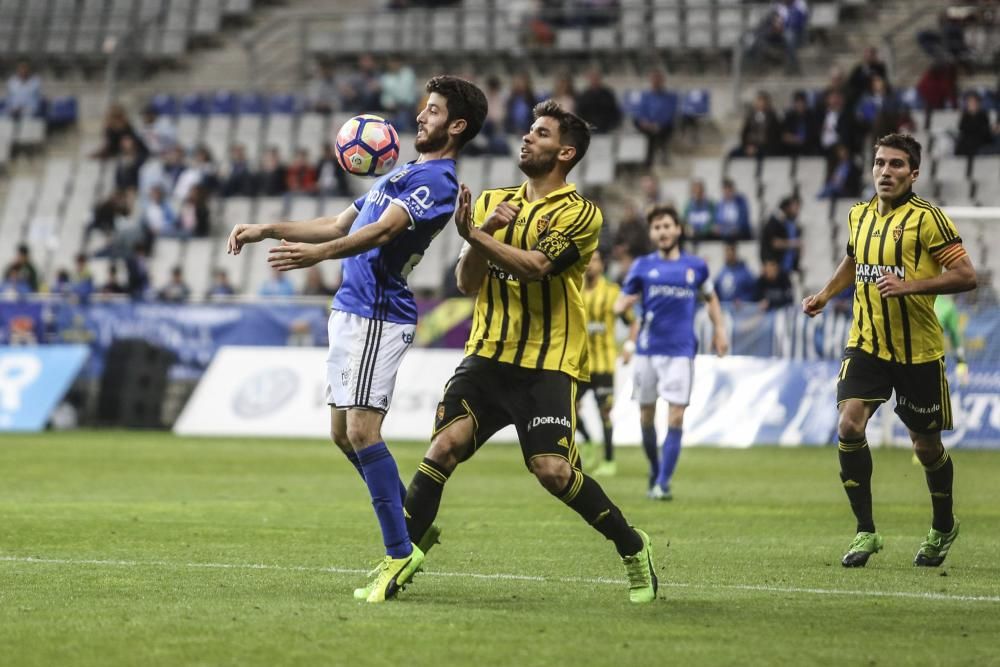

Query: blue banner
left=0, top=345, right=89, bottom=431
left=50, top=302, right=332, bottom=380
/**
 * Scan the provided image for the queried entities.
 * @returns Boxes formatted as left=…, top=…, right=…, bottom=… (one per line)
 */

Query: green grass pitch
left=2, top=432, right=999, bottom=666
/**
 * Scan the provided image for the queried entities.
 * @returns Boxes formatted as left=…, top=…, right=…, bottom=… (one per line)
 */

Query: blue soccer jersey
left=622, top=252, right=712, bottom=357
left=332, top=158, right=458, bottom=324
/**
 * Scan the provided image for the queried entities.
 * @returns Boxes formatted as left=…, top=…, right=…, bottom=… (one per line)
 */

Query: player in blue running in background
left=615, top=204, right=729, bottom=499
left=226, top=76, right=487, bottom=602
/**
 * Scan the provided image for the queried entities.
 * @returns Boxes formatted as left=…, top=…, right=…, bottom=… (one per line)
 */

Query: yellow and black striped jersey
left=466, top=182, right=603, bottom=381
left=845, top=191, right=968, bottom=364
left=582, top=275, right=631, bottom=375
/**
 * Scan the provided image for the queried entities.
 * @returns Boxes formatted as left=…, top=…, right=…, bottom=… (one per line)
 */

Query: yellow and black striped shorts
left=836, top=347, right=953, bottom=434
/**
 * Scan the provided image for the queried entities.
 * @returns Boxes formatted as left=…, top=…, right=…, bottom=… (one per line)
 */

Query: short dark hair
left=532, top=99, right=592, bottom=172
left=425, top=76, right=488, bottom=150
left=646, top=204, right=680, bottom=226
left=874, top=133, right=921, bottom=170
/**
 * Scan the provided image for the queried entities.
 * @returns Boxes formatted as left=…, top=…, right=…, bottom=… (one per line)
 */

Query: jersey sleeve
left=919, top=205, right=967, bottom=268
left=610, top=283, right=636, bottom=323
left=697, top=259, right=715, bottom=297
left=846, top=206, right=858, bottom=258
left=390, top=165, right=458, bottom=229
left=533, top=198, right=602, bottom=275
left=353, top=194, right=365, bottom=211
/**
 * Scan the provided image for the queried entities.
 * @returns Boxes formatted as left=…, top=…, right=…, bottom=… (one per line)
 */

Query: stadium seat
left=0, top=176, right=36, bottom=243
left=176, top=114, right=204, bottom=150
left=237, top=92, right=266, bottom=115
left=268, top=93, right=301, bottom=115
left=232, top=114, right=263, bottom=163
left=184, top=238, right=217, bottom=298
left=264, top=114, right=295, bottom=156
left=150, top=93, right=178, bottom=117
left=287, top=196, right=319, bottom=223
left=296, top=113, right=326, bottom=151
left=46, top=97, right=79, bottom=128
left=150, top=237, right=185, bottom=291
left=680, top=90, right=711, bottom=119
left=211, top=91, right=238, bottom=116
left=181, top=93, right=209, bottom=116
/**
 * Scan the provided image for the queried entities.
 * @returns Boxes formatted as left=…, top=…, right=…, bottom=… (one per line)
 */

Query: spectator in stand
left=781, top=90, right=819, bottom=156
left=732, top=90, right=781, bottom=158
left=206, top=268, right=236, bottom=300
left=611, top=201, right=652, bottom=278
left=754, top=258, right=793, bottom=310
left=856, top=75, right=914, bottom=142
left=774, top=0, right=808, bottom=74
left=633, top=69, right=677, bottom=167
left=101, top=263, right=128, bottom=295
left=141, top=184, right=177, bottom=239
left=916, top=61, right=959, bottom=113
left=818, top=144, right=862, bottom=199
left=258, top=268, right=296, bottom=297
left=817, top=89, right=859, bottom=160
left=504, top=72, right=538, bottom=135
left=139, top=144, right=186, bottom=204
left=114, top=135, right=146, bottom=193
left=301, top=266, right=336, bottom=296
left=92, top=104, right=147, bottom=160
left=380, top=57, right=418, bottom=131
left=342, top=54, right=382, bottom=111
left=846, top=47, right=889, bottom=111
left=3, top=243, right=39, bottom=293
left=137, top=104, right=177, bottom=156
left=82, top=190, right=131, bottom=251
left=176, top=184, right=211, bottom=238
left=52, top=269, right=74, bottom=299
left=70, top=253, right=95, bottom=304
left=286, top=148, right=318, bottom=194
left=822, top=65, right=848, bottom=100
left=760, top=195, right=802, bottom=275
left=714, top=179, right=753, bottom=240
left=575, top=68, right=621, bottom=134
left=158, top=266, right=191, bottom=303
left=306, top=62, right=341, bottom=114
left=477, top=75, right=509, bottom=154
left=125, top=244, right=151, bottom=300
left=715, top=241, right=758, bottom=304
left=549, top=73, right=576, bottom=113
left=256, top=146, right=288, bottom=197
left=220, top=143, right=256, bottom=197
left=5, top=61, right=42, bottom=118
left=683, top=179, right=715, bottom=240
left=917, top=9, right=972, bottom=66
left=638, top=174, right=661, bottom=209
left=0, top=266, right=30, bottom=300
left=315, top=142, right=349, bottom=197
left=175, top=144, right=218, bottom=202
left=955, top=91, right=999, bottom=156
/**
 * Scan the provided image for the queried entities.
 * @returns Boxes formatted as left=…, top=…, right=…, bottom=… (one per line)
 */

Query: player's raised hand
left=268, top=240, right=323, bottom=271
left=481, top=201, right=519, bottom=236
left=454, top=184, right=474, bottom=239
left=227, top=224, right=266, bottom=255
left=802, top=293, right=826, bottom=317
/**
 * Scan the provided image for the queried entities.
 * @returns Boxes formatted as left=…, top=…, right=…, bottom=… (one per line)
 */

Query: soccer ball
left=334, top=114, right=400, bottom=177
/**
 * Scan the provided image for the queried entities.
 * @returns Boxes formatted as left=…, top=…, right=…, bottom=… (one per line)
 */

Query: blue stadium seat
left=900, top=87, right=925, bottom=110
left=46, top=97, right=78, bottom=127
left=211, top=91, right=237, bottom=115
left=268, top=93, right=302, bottom=114
left=237, top=92, right=266, bottom=115
left=150, top=93, right=178, bottom=116
left=181, top=93, right=209, bottom=115
left=681, top=89, right=710, bottom=118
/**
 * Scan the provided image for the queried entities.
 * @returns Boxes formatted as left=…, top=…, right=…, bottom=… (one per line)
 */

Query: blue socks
left=656, top=428, right=683, bottom=490
left=356, top=442, right=411, bottom=559
left=343, top=449, right=407, bottom=503
left=640, top=423, right=659, bottom=488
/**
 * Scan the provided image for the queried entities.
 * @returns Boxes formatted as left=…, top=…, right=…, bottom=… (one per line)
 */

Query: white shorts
left=632, top=355, right=694, bottom=406
left=325, top=310, right=415, bottom=412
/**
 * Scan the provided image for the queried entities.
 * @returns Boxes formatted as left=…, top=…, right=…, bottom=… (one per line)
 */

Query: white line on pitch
left=2, top=555, right=998, bottom=604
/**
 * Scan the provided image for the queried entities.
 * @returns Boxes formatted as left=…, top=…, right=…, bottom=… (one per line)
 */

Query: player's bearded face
left=873, top=146, right=917, bottom=200
left=519, top=117, right=562, bottom=178
left=415, top=117, right=449, bottom=152
left=649, top=215, right=681, bottom=252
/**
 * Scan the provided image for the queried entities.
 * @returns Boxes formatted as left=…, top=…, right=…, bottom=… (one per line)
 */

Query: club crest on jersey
left=893, top=222, right=905, bottom=243
left=537, top=214, right=551, bottom=234
left=686, top=268, right=696, bottom=284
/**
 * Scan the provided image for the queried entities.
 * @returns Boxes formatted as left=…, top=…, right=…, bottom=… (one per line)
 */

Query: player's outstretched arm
left=802, top=255, right=856, bottom=317
left=454, top=185, right=519, bottom=294
left=227, top=205, right=357, bottom=255
left=269, top=201, right=411, bottom=271
left=614, top=292, right=640, bottom=316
